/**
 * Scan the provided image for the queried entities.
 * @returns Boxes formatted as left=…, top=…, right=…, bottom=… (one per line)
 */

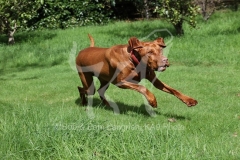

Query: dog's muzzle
left=157, top=57, right=169, bottom=72
left=157, top=65, right=169, bottom=72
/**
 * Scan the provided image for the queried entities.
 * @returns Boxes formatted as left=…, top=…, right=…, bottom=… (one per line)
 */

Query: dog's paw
left=149, top=98, right=157, bottom=108
left=184, top=98, right=198, bottom=107
left=102, top=99, right=110, bottom=107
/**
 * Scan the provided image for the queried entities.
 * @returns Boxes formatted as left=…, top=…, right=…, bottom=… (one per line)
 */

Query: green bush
left=27, top=0, right=113, bottom=30
left=156, top=0, right=199, bottom=35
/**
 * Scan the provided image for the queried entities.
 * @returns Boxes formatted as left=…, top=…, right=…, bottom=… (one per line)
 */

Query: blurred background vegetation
left=0, top=0, right=239, bottom=44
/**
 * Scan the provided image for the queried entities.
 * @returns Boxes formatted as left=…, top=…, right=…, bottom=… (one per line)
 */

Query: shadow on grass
left=99, top=22, right=176, bottom=40
left=163, top=113, right=190, bottom=121
left=75, top=97, right=152, bottom=116
left=0, top=74, right=39, bottom=81
left=0, top=30, right=57, bottom=44
left=15, top=31, right=57, bottom=44
left=207, top=26, right=240, bottom=36
left=0, top=64, right=53, bottom=78
left=75, top=97, right=190, bottom=120
left=0, top=56, right=64, bottom=77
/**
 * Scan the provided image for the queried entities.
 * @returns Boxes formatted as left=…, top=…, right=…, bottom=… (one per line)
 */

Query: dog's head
left=128, top=37, right=169, bottom=72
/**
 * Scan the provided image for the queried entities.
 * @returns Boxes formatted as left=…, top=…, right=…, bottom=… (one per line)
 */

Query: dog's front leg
left=116, top=80, right=157, bottom=108
left=146, top=72, right=198, bottom=107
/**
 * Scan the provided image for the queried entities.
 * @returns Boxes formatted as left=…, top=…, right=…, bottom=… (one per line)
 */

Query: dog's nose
left=162, top=57, right=169, bottom=67
left=162, top=57, right=168, bottom=63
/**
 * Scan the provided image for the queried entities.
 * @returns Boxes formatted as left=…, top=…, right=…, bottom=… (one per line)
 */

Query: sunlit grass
left=0, top=9, right=240, bottom=159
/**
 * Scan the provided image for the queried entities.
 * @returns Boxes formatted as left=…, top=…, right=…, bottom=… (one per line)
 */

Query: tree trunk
left=8, top=23, right=17, bottom=45
left=174, top=21, right=184, bottom=36
left=202, top=0, right=207, bottom=20
left=233, top=0, right=238, bottom=11
left=144, top=0, right=149, bottom=19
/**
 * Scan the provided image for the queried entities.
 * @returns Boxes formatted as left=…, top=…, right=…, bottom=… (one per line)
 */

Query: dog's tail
left=88, top=34, right=94, bottom=47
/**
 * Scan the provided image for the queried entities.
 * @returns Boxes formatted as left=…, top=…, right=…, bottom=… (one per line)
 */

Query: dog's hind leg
left=77, top=72, right=96, bottom=106
left=77, top=86, right=87, bottom=106
left=98, top=79, right=110, bottom=106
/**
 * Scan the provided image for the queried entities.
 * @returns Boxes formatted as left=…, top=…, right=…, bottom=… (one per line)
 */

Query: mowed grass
left=0, top=10, right=240, bottom=159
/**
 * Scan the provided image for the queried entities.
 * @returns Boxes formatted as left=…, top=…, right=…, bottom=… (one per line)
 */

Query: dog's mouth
left=157, top=64, right=169, bottom=72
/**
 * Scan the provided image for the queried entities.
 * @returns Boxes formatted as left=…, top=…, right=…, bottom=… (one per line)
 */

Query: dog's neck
left=130, top=50, right=141, bottom=67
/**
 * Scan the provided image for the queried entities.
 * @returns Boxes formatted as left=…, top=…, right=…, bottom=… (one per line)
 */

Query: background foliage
left=27, top=0, right=113, bottom=30
left=156, top=0, right=199, bottom=35
left=0, top=0, right=113, bottom=32
left=0, top=0, right=40, bottom=34
left=0, top=0, right=239, bottom=42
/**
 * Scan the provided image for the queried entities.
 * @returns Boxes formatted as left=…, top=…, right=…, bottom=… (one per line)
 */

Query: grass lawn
left=0, top=10, right=240, bottom=159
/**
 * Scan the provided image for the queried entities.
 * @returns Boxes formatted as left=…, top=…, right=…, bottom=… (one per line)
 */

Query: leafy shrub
left=156, top=0, right=199, bottom=35
left=27, top=0, right=113, bottom=30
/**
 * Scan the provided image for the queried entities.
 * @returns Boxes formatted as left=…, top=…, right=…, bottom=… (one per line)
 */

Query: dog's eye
left=148, top=51, right=153, bottom=54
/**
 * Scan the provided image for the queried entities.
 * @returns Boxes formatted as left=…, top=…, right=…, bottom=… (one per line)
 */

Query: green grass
left=1, top=10, right=240, bottom=159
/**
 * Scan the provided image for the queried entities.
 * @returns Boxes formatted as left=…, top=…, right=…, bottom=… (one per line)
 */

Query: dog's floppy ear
left=128, top=37, right=143, bottom=51
left=155, top=37, right=166, bottom=48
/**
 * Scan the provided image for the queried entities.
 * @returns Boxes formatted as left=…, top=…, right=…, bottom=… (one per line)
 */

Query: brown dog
left=76, top=34, right=198, bottom=108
